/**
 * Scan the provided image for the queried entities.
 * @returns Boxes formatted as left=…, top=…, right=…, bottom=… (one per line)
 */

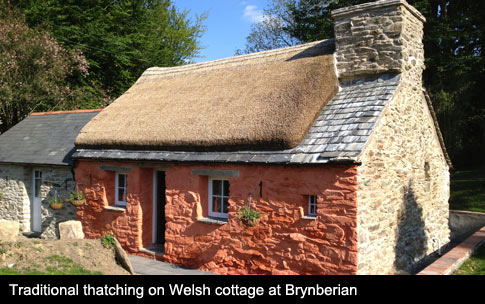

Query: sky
left=171, top=0, right=268, bottom=63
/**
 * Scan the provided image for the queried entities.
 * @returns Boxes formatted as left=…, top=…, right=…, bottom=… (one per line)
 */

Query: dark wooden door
left=156, top=171, right=166, bottom=245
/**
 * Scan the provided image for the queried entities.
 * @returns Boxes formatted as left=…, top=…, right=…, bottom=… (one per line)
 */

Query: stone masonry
left=332, top=0, right=426, bottom=81
left=0, top=165, right=31, bottom=231
left=0, top=164, right=77, bottom=239
left=333, top=0, right=450, bottom=274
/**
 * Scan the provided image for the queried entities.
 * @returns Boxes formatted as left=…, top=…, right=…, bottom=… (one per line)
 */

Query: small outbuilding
left=73, top=0, right=451, bottom=274
left=0, top=110, right=100, bottom=238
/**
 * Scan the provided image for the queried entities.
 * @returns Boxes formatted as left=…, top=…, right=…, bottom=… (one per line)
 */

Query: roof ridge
left=137, top=39, right=334, bottom=80
left=30, top=109, right=103, bottom=116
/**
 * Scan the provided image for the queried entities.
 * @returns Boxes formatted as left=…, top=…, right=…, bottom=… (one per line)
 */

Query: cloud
left=243, top=5, right=264, bottom=23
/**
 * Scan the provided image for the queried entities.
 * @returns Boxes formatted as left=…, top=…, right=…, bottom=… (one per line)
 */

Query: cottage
left=73, top=0, right=451, bottom=274
left=0, top=110, right=100, bottom=238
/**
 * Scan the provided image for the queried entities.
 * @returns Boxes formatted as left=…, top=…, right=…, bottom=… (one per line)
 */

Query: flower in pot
left=70, top=191, right=86, bottom=207
left=237, top=206, right=262, bottom=227
left=48, top=197, right=64, bottom=210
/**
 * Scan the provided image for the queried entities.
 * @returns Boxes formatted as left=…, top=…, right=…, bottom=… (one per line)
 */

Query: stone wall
left=356, top=87, right=450, bottom=274
left=332, top=0, right=425, bottom=80
left=0, top=164, right=77, bottom=238
left=75, top=160, right=359, bottom=275
left=0, top=165, right=31, bottom=231
left=331, top=0, right=450, bottom=274
left=37, top=167, right=78, bottom=239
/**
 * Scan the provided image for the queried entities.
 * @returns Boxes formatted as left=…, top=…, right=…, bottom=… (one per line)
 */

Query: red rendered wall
left=74, top=161, right=358, bottom=275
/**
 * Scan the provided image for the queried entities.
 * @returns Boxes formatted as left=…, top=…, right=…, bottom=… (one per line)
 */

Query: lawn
left=453, top=244, right=485, bottom=275
left=449, top=168, right=485, bottom=213
left=0, top=254, right=102, bottom=275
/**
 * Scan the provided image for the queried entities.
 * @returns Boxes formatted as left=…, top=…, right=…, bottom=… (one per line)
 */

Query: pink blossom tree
left=0, top=8, right=89, bottom=133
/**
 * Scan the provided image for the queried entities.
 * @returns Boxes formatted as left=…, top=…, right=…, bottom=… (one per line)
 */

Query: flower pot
left=71, top=199, right=86, bottom=207
left=50, top=202, right=64, bottom=210
left=241, top=217, right=260, bottom=227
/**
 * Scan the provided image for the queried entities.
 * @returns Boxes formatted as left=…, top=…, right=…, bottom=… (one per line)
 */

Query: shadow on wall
left=394, top=179, right=427, bottom=273
left=40, top=188, right=77, bottom=239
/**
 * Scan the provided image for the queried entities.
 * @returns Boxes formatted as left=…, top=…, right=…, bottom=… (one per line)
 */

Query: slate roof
left=73, top=74, right=400, bottom=165
left=0, top=111, right=100, bottom=166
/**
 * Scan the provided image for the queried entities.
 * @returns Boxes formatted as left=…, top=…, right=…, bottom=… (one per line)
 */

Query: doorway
left=153, top=171, right=166, bottom=245
left=32, top=170, right=42, bottom=232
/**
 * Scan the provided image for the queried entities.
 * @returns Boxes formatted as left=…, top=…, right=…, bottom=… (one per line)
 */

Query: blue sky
left=171, top=0, right=268, bottom=62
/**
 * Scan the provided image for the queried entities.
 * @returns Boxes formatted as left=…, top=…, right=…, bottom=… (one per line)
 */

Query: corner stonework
left=332, top=0, right=450, bottom=274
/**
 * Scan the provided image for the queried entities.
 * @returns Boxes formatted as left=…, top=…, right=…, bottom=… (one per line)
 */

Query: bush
left=101, top=232, right=116, bottom=248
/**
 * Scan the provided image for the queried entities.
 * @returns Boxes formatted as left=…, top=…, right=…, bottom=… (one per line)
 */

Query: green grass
left=0, top=255, right=102, bottom=275
left=449, top=169, right=485, bottom=213
left=453, top=244, right=485, bottom=275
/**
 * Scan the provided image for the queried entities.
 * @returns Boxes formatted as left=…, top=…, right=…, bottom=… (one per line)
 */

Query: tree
left=0, top=7, right=89, bottom=133
left=9, top=0, right=207, bottom=106
left=237, top=0, right=368, bottom=54
left=236, top=0, right=299, bottom=54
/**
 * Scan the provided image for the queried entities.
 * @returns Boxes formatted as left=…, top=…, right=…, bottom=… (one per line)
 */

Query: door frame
left=31, top=169, right=42, bottom=233
left=152, top=170, right=166, bottom=244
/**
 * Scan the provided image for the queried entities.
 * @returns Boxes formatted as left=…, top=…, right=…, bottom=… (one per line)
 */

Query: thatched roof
left=75, top=40, right=338, bottom=151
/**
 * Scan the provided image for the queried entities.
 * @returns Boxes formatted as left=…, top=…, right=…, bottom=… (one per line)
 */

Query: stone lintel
left=99, top=165, right=132, bottom=172
left=191, top=169, right=240, bottom=178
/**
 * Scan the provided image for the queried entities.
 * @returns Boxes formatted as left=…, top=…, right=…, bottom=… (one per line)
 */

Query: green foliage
left=237, top=206, right=262, bottom=227
left=453, top=244, right=485, bottom=275
left=47, top=197, right=64, bottom=206
left=449, top=169, right=485, bottom=213
left=0, top=6, right=89, bottom=133
left=0, top=0, right=206, bottom=135
left=101, top=232, right=116, bottom=248
left=0, top=244, right=7, bottom=255
left=8, top=0, right=207, bottom=107
left=70, top=191, right=85, bottom=201
left=0, top=255, right=102, bottom=275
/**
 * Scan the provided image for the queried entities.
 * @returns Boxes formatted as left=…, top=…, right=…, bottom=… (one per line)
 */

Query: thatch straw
left=75, top=39, right=338, bottom=151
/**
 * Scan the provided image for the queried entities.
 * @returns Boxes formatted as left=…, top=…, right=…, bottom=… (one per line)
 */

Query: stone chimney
left=331, top=0, right=426, bottom=82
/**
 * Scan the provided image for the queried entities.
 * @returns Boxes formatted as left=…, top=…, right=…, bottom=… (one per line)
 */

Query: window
left=308, top=195, right=317, bottom=217
left=209, top=178, right=229, bottom=218
left=115, top=173, right=128, bottom=206
left=34, top=171, right=42, bottom=198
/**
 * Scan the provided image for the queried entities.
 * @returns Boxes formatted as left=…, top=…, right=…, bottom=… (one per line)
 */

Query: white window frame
left=308, top=195, right=317, bottom=217
left=34, top=170, right=42, bottom=198
left=208, top=177, right=230, bottom=219
left=115, top=173, right=128, bottom=207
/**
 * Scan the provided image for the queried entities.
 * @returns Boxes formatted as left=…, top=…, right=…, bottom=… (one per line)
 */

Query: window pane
left=118, top=174, right=125, bottom=187
left=309, top=195, right=317, bottom=216
left=223, top=180, right=229, bottom=197
left=212, top=180, right=222, bottom=196
left=35, top=180, right=41, bottom=198
left=223, top=197, right=229, bottom=214
left=118, top=188, right=126, bottom=202
left=212, top=196, right=221, bottom=213
left=34, top=171, right=42, bottom=197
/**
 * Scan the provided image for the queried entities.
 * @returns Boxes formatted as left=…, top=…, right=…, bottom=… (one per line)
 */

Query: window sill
left=104, top=205, right=126, bottom=212
left=197, top=217, right=227, bottom=225
left=301, top=215, right=317, bottom=220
